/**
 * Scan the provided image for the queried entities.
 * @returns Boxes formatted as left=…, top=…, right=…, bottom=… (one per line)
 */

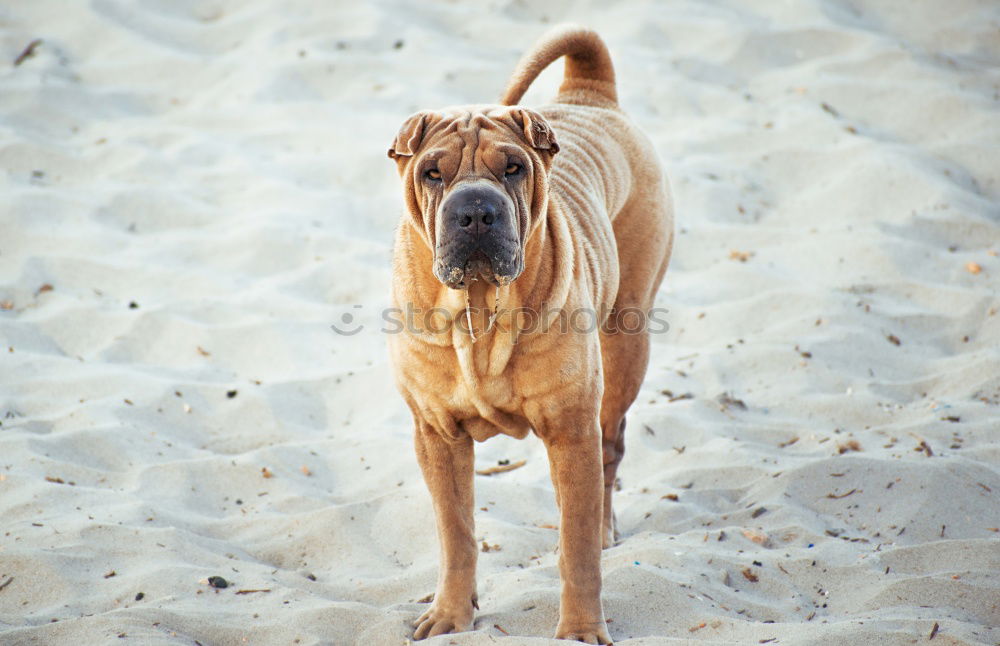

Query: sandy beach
left=1, top=1, right=998, bottom=644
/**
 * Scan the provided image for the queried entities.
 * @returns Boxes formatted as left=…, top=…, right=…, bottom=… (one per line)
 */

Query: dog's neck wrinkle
left=518, top=200, right=573, bottom=315
left=399, top=221, right=442, bottom=312
left=451, top=280, right=506, bottom=421
left=464, top=278, right=493, bottom=312
left=456, top=278, right=501, bottom=356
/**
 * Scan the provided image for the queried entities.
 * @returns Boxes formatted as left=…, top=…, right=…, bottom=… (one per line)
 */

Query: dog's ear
left=388, top=111, right=433, bottom=159
left=513, top=108, right=559, bottom=154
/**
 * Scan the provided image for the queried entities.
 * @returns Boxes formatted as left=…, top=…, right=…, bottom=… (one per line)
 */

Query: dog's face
left=389, top=106, right=559, bottom=289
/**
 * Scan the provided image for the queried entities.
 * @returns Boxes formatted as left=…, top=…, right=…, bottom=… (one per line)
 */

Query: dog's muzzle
left=433, top=183, right=522, bottom=289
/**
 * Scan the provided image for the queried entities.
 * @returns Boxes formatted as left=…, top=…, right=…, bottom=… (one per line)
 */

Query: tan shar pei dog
left=387, top=24, right=674, bottom=644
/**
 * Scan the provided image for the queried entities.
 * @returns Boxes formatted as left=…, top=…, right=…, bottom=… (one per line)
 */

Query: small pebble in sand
left=207, top=576, right=229, bottom=589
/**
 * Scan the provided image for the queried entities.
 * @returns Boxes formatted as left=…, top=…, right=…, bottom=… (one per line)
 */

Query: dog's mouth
left=464, top=250, right=495, bottom=285
left=435, top=250, right=520, bottom=290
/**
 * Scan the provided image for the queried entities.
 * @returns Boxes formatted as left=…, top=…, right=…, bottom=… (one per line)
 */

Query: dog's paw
left=412, top=603, right=475, bottom=640
left=601, top=523, right=618, bottom=549
left=555, top=621, right=613, bottom=644
left=602, top=511, right=620, bottom=549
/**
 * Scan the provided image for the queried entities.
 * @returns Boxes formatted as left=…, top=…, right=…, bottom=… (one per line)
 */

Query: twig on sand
left=476, top=460, right=526, bottom=476
left=235, top=588, right=271, bottom=595
left=14, top=39, right=42, bottom=66
left=0, top=576, right=13, bottom=592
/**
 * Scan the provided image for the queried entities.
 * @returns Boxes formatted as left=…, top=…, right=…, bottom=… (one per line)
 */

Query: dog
left=387, top=24, right=673, bottom=644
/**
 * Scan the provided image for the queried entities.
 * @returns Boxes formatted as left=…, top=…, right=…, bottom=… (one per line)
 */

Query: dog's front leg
left=412, top=419, right=478, bottom=640
left=543, top=422, right=612, bottom=644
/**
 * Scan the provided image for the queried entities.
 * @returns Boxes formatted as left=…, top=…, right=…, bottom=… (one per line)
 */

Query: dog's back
left=501, top=24, right=674, bottom=310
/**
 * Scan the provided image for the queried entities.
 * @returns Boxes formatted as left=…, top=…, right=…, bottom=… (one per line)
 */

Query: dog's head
left=388, top=106, right=559, bottom=289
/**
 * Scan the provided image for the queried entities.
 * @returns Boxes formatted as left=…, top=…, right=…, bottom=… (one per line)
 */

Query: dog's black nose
left=444, top=185, right=504, bottom=235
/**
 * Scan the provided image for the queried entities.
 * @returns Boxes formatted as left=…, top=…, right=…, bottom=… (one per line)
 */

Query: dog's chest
left=449, top=347, right=531, bottom=442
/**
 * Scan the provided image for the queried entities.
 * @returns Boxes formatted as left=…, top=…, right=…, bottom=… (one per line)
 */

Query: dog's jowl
left=387, top=25, right=674, bottom=644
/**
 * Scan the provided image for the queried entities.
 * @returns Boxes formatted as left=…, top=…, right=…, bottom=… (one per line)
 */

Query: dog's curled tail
left=500, top=24, right=617, bottom=107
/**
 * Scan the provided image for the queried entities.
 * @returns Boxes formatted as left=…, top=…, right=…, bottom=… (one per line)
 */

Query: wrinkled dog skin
left=387, top=24, right=674, bottom=644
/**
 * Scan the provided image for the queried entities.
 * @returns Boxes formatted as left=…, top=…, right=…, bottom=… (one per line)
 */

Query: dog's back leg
left=598, top=174, right=673, bottom=548
left=597, top=331, right=647, bottom=548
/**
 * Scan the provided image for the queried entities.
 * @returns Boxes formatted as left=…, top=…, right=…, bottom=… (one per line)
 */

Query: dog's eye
left=505, top=163, right=522, bottom=176
left=425, top=168, right=441, bottom=181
